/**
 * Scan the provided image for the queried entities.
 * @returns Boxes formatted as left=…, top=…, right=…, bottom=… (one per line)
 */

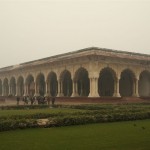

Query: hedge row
left=1, top=103, right=150, bottom=111
left=0, top=111, right=86, bottom=121
left=1, top=103, right=150, bottom=131
left=51, top=112, right=150, bottom=127
left=1, top=110, right=150, bottom=131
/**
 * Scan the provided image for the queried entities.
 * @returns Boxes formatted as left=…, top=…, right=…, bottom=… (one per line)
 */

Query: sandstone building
left=0, top=47, right=150, bottom=98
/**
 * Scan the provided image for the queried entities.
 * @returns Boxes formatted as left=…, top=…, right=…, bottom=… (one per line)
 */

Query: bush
left=1, top=103, right=150, bottom=131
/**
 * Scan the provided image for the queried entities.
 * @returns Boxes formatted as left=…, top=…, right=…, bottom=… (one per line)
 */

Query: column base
left=57, top=93, right=64, bottom=97
left=34, top=93, right=40, bottom=97
left=88, top=93, right=99, bottom=97
left=71, top=93, right=79, bottom=97
left=23, top=93, right=27, bottom=96
left=113, top=93, right=121, bottom=97
left=44, top=93, right=51, bottom=97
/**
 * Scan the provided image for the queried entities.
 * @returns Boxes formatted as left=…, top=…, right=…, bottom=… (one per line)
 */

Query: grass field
left=0, top=119, right=150, bottom=150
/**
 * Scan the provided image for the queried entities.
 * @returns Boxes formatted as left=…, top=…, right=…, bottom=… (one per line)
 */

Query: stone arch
left=139, top=70, right=150, bottom=97
left=98, top=67, right=117, bottom=97
left=36, top=73, right=45, bottom=96
left=3, top=78, right=9, bottom=96
left=60, top=70, right=72, bottom=97
left=26, top=74, right=35, bottom=96
left=119, top=69, right=136, bottom=97
left=47, top=72, right=58, bottom=96
left=74, top=67, right=90, bottom=96
left=17, top=76, right=24, bottom=96
left=0, top=79, right=2, bottom=96
left=10, top=77, right=16, bottom=96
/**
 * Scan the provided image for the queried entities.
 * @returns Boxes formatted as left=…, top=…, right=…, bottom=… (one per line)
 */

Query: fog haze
left=0, top=0, right=150, bottom=68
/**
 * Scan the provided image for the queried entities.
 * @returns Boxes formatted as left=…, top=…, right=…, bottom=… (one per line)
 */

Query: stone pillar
left=135, top=78, right=139, bottom=97
left=16, top=85, right=18, bottom=96
left=133, top=78, right=139, bottom=97
left=95, top=78, right=99, bottom=97
left=23, top=84, right=27, bottom=96
left=57, top=80, right=64, bottom=97
left=2, top=84, right=4, bottom=96
left=71, top=80, right=79, bottom=97
left=9, top=84, right=11, bottom=96
left=88, top=77, right=99, bottom=97
left=44, top=81, right=49, bottom=96
left=71, top=81, right=75, bottom=97
left=57, top=80, right=60, bottom=97
left=113, top=78, right=121, bottom=97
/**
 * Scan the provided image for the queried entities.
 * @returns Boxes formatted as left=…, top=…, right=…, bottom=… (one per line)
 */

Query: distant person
left=30, top=96, right=34, bottom=105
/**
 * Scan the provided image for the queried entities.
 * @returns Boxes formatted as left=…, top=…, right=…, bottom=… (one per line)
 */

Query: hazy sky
left=0, top=0, right=150, bottom=68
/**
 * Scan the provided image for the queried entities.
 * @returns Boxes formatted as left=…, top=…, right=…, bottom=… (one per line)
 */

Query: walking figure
left=30, top=96, right=34, bottom=105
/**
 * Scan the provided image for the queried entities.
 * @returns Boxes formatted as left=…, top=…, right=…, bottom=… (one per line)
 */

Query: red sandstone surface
left=0, top=97, right=150, bottom=106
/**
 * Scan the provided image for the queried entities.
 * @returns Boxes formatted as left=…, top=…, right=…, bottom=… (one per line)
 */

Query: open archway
left=47, top=72, right=58, bottom=96
left=10, top=77, right=16, bottom=96
left=139, top=71, right=150, bottom=97
left=36, top=73, right=45, bottom=96
left=60, top=70, right=72, bottom=97
left=26, top=75, right=35, bottom=96
left=74, top=67, right=89, bottom=97
left=3, top=78, right=9, bottom=96
left=17, top=76, right=24, bottom=96
left=98, top=67, right=116, bottom=97
left=120, top=69, right=135, bottom=97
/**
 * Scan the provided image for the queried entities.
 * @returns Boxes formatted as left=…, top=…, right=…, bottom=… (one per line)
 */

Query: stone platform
left=0, top=97, right=150, bottom=106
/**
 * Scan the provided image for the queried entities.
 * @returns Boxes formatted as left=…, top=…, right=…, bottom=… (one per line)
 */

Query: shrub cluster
left=0, top=103, right=150, bottom=131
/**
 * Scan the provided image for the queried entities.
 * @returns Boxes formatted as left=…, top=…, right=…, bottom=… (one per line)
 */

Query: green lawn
left=0, top=119, right=150, bottom=150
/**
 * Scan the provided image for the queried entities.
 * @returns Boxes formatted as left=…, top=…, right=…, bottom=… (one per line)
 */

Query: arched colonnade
left=0, top=67, right=150, bottom=98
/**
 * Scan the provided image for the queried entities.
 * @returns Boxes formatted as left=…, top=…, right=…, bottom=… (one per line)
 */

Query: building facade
left=0, top=47, right=150, bottom=98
